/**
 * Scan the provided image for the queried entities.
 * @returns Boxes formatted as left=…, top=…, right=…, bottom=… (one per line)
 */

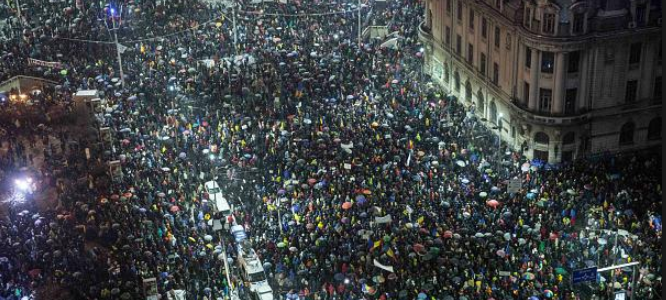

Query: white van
left=204, top=180, right=232, bottom=217
left=238, top=248, right=274, bottom=300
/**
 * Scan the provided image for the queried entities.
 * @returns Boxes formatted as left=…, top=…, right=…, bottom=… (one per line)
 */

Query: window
left=525, top=47, right=532, bottom=69
left=653, top=76, right=662, bottom=104
left=493, top=63, right=499, bottom=85
left=534, top=132, right=550, bottom=144
left=456, top=35, right=462, bottom=55
left=445, top=26, right=451, bottom=45
left=446, top=0, right=451, bottom=13
left=469, top=10, right=475, bottom=29
left=542, top=13, right=555, bottom=34
left=524, top=8, right=532, bottom=27
left=624, top=80, right=638, bottom=103
left=562, top=132, right=575, bottom=145
left=465, top=81, right=472, bottom=101
left=539, top=89, right=552, bottom=113
left=523, top=82, right=530, bottom=104
left=457, top=1, right=463, bottom=21
left=494, top=27, right=500, bottom=48
left=489, top=101, right=497, bottom=124
left=605, top=47, right=615, bottom=64
left=481, top=18, right=487, bottom=38
left=568, top=51, right=580, bottom=73
left=506, top=34, right=511, bottom=50
left=618, top=122, right=635, bottom=145
left=480, top=53, right=486, bottom=75
left=565, top=88, right=577, bottom=114
left=636, top=5, right=645, bottom=25
left=444, top=64, right=449, bottom=82
left=495, top=0, right=501, bottom=9
left=572, top=13, right=584, bottom=34
left=468, top=43, right=474, bottom=63
left=541, top=52, right=554, bottom=73
left=658, top=43, right=662, bottom=65
left=454, top=71, right=460, bottom=91
left=629, top=43, right=641, bottom=65
left=647, top=118, right=661, bottom=140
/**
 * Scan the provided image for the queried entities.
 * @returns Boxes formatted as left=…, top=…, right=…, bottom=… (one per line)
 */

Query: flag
left=370, top=240, right=382, bottom=251
left=417, top=215, right=425, bottom=225
left=386, top=248, right=396, bottom=260
left=373, top=259, right=394, bottom=273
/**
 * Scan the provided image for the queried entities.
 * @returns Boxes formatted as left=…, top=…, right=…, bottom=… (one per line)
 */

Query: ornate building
left=418, top=0, right=662, bottom=163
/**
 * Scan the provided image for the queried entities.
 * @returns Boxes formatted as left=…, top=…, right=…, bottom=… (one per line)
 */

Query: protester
left=0, top=0, right=661, bottom=299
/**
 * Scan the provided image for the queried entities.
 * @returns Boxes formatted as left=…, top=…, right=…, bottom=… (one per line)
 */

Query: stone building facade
left=418, top=0, right=662, bottom=163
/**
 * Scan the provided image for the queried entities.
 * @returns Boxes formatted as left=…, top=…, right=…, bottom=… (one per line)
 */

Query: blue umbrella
left=417, top=292, right=427, bottom=300
left=355, top=195, right=367, bottom=204
left=291, top=204, right=300, bottom=213
left=526, top=192, right=537, bottom=200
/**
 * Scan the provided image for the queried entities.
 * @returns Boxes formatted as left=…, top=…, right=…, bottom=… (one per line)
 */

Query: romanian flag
left=370, top=240, right=382, bottom=251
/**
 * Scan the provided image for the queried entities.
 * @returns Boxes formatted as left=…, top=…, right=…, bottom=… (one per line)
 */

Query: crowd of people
left=0, top=0, right=661, bottom=299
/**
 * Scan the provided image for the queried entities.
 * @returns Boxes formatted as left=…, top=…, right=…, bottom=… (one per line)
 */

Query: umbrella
left=342, top=202, right=353, bottom=210
left=170, top=206, right=180, bottom=213
left=555, top=267, right=568, bottom=275
left=520, top=162, right=530, bottom=172
left=204, top=235, right=213, bottom=242
left=523, top=272, right=535, bottom=280
left=479, top=192, right=488, bottom=198
left=455, top=160, right=466, bottom=167
left=355, top=194, right=367, bottom=204
left=496, top=249, right=506, bottom=257
left=486, top=199, right=500, bottom=208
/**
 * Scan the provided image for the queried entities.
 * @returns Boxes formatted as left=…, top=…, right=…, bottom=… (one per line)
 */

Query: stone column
left=552, top=52, right=565, bottom=114
left=528, top=49, right=539, bottom=110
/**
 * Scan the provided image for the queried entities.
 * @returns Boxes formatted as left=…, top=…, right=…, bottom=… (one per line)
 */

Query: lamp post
left=106, top=6, right=126, bottom=90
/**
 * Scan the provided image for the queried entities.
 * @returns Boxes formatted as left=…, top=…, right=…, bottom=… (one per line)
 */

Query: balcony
left=418, top=21, right=433, bottom=44
left=508, top=98, right=590, bottom=126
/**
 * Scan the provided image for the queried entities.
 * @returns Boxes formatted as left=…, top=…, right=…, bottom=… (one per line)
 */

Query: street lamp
left=495, top=113, right=503, bottom=177
left=105, top=5, right=126, bottom=90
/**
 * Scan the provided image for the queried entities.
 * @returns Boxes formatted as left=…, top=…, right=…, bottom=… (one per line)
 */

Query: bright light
left=110, top=8, right=116, bottom=16
left=14, top=178, right=32, bottom=192
left=419, top=47, right=425, bottom=53
left=333, top=34, right=339, bottom=40
left=344, top=278, right=350, bottom=284
left=209, top=154, right=216, bottom=160
left=498, top=113, right=503, bottom=118
left=168, top=85, right=175, bottom=92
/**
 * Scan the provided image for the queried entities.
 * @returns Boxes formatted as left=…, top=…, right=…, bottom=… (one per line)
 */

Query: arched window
left=476, top=90, right=485, bottom=117
left=489, top=101, right=497, bottom=124
left=647, top=117, right=661, bottom=140
left=454, top=71, right=460, bottom=91
left=443, top=63, right=449, bottom=82
left=465, top=81, right=472, bottom=102
left=618, top=122, right=635, bottom=146
left=562, top=132, right=575, bottom=145
left=534, top=132, right=550, bottom=145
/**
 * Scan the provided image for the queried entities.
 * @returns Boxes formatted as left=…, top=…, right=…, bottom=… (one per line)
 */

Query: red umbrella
left=341, top=202, right=352, bottom=210
left=486, top=199, right=500, bottom=208
left=413, top=243, right=425, bottom=252
left=170, top=206, right=180, bottom=213
left=307, top=178, right=317, bottom=186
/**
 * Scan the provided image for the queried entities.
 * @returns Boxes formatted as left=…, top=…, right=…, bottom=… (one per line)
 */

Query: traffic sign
left=572, top=267, right=597, bottom=284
